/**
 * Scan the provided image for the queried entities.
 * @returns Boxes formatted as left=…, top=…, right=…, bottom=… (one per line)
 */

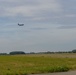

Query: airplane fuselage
left=18, top=23, right=24, bottom=26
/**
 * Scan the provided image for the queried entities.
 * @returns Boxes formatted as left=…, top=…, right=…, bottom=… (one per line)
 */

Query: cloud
left=58, top=26, right=76, bottom=29
left=0, top=0, right=62, bottom=17
left=0, top=0, right=76, bottom=25
left=31, top=27, right=48, bottom=30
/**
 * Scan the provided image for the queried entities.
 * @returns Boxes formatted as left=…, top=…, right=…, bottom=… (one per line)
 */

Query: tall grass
left=0, top=54, right=76, bottom=75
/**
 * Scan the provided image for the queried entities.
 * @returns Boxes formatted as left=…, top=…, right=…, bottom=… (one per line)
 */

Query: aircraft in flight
left=18, top=23, right=24, bottom=26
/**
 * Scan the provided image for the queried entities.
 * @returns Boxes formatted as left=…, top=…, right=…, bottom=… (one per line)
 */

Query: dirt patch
left=29, top=71, right=76, bottom=75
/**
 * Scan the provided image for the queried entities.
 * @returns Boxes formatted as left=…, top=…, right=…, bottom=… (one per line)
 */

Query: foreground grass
left=0, top=53, right=76, bottom=75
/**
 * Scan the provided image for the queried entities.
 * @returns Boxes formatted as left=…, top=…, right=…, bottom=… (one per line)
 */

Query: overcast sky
left=0, top=0, right=76, bottom=53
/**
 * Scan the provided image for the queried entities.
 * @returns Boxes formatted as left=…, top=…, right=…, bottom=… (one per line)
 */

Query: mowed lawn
left=0, top=53, right=76, bottom=75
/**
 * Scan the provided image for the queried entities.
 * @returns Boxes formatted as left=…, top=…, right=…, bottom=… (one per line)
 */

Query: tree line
left=0, top=49, right=76, bottom=55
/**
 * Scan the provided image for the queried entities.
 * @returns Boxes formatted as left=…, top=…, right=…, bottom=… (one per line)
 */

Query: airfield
left=0, top=53, right=76, bottom=75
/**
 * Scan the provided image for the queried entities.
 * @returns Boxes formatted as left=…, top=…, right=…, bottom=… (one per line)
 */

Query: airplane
left=18, top=23, right=24, bottom=26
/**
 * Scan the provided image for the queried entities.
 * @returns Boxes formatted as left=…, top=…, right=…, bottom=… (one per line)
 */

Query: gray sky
left=0, top=0, right=76, bottom=53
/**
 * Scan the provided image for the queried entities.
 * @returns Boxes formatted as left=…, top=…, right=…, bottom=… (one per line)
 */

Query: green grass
left=0, top=53, right=76, bottom=75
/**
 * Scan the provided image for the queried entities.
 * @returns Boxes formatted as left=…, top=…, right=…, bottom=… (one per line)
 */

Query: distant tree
left=9, top=51, right=25, bottom=55
left=0, top=53, right=7, bottom=55
left=72, top=49, right=76, bottom=53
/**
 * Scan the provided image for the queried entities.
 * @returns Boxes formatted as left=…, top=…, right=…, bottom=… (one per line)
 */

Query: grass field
left=0, top=53, right=76, bottom=75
